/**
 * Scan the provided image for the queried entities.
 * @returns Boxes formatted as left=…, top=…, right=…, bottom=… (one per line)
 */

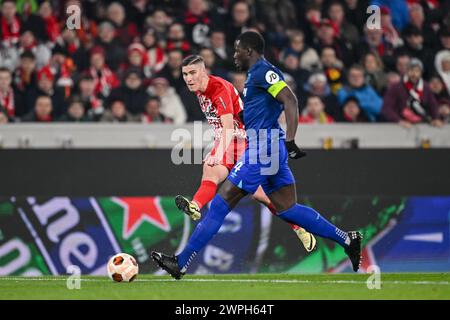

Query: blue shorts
left=227, top=138, right=295, bottom=195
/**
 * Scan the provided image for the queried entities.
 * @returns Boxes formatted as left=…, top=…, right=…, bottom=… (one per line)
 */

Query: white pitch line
left=0, top=277, right=449, bottom=286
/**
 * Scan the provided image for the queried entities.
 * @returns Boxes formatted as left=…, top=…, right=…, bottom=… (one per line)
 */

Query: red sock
left=192, top=180, right=218, bottom=209
left=266, top=202, right=300, bottom=231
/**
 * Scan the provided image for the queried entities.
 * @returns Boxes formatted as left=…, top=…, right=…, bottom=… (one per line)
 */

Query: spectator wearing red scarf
left=88, top=46, right=120, bottom=99
left=141, top=28, right=166, bottom=78
left=382, top=58, right=443, bottom=127
left=25, top=66, right=67, bottom=118
left=166, top=23, right=191, bottom=56
left=118, top=43, right=148, bottom=80
left=0, top=0, right=21, bottom=47
left=106, top=2, right=139, bottom=47
left=13, top=50, right=38, bottom=96
left=22, top=94, right=53, bottom=122
left=38, top=1, right=60, bottom=43
left=0, top=67, right=24, bottom=119
left=17, top=29, right=51, bottom=68
left=55, top=27, right=89, bottom=72
left=182, top=0, right=212, bottom=48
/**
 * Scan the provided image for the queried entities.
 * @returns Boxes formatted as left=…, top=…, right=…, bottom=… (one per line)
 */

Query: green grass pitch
left=1, top=273, right=449, bottom=300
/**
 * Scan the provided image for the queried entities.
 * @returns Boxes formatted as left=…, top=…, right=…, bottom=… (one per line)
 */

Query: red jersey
left=196, top=75, right=246, bottom=141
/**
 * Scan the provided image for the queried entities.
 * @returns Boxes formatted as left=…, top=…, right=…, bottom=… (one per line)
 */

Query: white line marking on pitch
left=0, top=277, right=449, bottom=286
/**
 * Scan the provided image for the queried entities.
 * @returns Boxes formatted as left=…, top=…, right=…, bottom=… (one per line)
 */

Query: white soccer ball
left=107, top=253, right=139, bottom=282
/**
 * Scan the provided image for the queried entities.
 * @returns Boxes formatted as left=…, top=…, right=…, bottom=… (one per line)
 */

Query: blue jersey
left=227, top=58, right=295, bottom=195
left=243, top=58, right=288, bottom=144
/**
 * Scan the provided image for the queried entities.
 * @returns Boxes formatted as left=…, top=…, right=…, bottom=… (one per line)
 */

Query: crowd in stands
left=0, top=0, right=449, bottom=127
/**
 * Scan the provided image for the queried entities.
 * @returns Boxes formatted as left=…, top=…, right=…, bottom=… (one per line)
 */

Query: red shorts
left=210, top=137, right=247, bottom=171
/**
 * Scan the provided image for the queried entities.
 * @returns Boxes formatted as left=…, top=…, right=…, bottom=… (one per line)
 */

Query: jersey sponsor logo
left=265, top=70, right=280, bottom=84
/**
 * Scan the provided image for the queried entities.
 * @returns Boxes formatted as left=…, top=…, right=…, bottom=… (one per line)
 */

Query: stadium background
left=1, top=0, right=450, bottom=279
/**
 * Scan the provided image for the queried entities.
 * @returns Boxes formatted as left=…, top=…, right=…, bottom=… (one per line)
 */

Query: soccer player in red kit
left=175, top=55, right=316, bottom=252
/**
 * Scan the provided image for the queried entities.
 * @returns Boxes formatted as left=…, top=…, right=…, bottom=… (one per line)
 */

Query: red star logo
left=112, top=197, right=171, bottom=239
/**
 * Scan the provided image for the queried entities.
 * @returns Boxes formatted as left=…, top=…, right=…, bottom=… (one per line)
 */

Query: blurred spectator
left=38, top=1, right=60, bottom=43
left=58, top=97, right=91, bottom=122
left=327, top=1, right=360, bottom=47
left=320, top=46, right=344, bottom=94
left=303, top=72, right=340, bottom=120
left=395, top=52, right=411, bottom=78
left=434, top=50, right=450, bottom=96
left=313, top=18, right=355, bottom=68
left=88, top=46, right=120, bottom=99
left=109, top=67, right=150, bottom=115
left=362, top=52, right=388, bottom=94
left=344, top=0, right=369, bottom=34
left=399, top=25, right=435, bottom=78
left=379, top=6, right=404, bottom=50
left=281, top=29, right=321, bottom=72
left=22, top=94, right=53, bottom=122
left=26, top=66, right=67, bottom=117
left=257, top=0, right=297, bottom=32
left=386, top=71, right=402, bottom=87
left=48, top=45, right=76, bottom=98
left=77, top=73, right=104, bottom=120
left=141, top=96, right=173, bottom=123
left=0, top=106, right=8, bottom=124
left=106, top=2, right=139, bottom=47
left=145, top=9, right=172, bottom=44
left=100, top=98, right=138, bottom=123
left=0, top=67, right=25, bottom=119
left=118, top=43, right=148, bottom=79
left=141, top=28, right=167, bottom=78
left=299, top=95, right=334, bottom=124
left=95, top=21, right=126, bottom=71
left=0, top=0, right=21, bottom=47
left=337, top=96, right=369, bottom=122
left=429, top=74, right=450, bottom=101
left=55, top=27, right=89, bottom=72
left=337, top=65, right=383, bottom=121
left=199, top=46, right=229, bottom=80
left=225, top=1, right=254, bottom=47
left=357, top=26, right=396, bottom=68
left=280, top=52, right=310, bottom=93
left=13, top=50, right=37, bottom=95
left=156, top=49, right=186, bottom=93
left=438, top=98, right=450, bottom=123
left=381, top=58, right=442, bottom=127
left=405, top=3, right=437, bottom=49
left=17, top=29, right=51, bottom=68
left=166, top=23, right=191, bottom=56
left=182, top=0, right=212, bottom=48
left=437, top=27, right=450, bottom=51
left=147, top=77, right=187, bottom=125
left=209, top=29, right=234, bottom=71
left=371, top=0, right=410, bottom=31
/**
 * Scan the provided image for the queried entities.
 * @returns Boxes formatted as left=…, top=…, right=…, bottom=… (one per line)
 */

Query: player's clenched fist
left=285, top=140, right=307, bottom=159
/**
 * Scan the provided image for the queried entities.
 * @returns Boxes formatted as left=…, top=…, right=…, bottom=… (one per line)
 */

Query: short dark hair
left=20, top=50, right=35, bottom=60
left=236, top=31, right=265, bottom=54
left=182, top=55, right=204, bottom=67
left=0, top=67, right=11, bottom=74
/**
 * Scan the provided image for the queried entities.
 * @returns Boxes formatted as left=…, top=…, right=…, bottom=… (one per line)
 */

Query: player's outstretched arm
left=275, top=87, right=307, bottom=159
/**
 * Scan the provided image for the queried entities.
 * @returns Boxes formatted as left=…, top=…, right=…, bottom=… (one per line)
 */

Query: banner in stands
left=1, top=196, right=449, bottom=276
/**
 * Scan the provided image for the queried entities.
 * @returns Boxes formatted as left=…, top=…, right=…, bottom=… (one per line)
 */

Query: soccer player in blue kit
left=152, top=31, right=362, bottom=279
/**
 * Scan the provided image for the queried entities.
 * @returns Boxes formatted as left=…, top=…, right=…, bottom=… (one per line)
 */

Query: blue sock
left=278, top=204, right=349, bottom=247
left=177, top=194, right=231, bottom=271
